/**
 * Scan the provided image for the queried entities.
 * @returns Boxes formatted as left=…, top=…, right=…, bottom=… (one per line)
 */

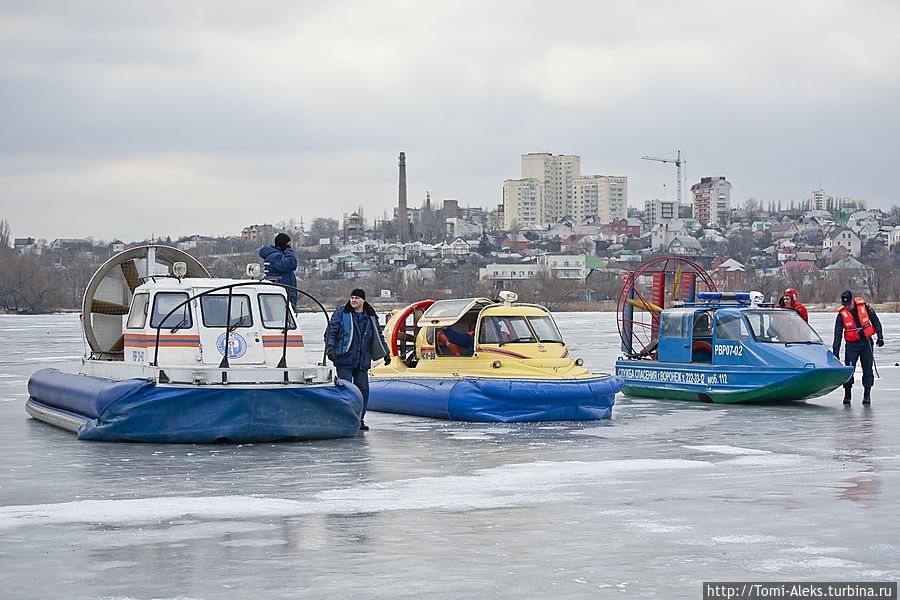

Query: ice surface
left=0, top=311, right=898, bottom=599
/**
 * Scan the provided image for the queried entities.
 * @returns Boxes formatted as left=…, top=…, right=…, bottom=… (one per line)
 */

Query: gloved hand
left=384, top=356, right=391, bottom=366
left=326, top=347, right=336, bottom=363
left=876, top=338, right=885, bottom=347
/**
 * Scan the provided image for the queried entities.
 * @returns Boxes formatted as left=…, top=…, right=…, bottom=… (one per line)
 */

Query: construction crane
left=642, top=150, right=685, bottom=204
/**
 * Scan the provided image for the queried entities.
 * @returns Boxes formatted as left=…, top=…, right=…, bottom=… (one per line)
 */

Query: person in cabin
left=325, top=289, right=389, bottom=431
left=258, top=233, right=298, bottom=308
left=778, top=287, right=808, bottom=322
left=832, top=290, right=884, bottom=405
left=439, top=326, right=475, bottom=356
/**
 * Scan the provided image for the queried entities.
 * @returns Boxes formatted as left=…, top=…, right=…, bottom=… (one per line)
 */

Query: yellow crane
left=641, top=150, right=685, bottom=205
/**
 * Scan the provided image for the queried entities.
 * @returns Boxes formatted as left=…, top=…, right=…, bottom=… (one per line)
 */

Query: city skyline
left=2, top=1, right=899, bottom=241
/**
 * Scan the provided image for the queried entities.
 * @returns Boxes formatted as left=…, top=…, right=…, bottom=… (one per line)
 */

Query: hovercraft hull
left=615, top=361, right=853, bottom=403
left=368, top=374, right=621, bottom=422
left=26, top=368, right=364, bottom=443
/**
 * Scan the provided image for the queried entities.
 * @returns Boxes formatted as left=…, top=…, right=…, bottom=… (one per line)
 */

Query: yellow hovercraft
left=367, top=291, right=623, bottom=422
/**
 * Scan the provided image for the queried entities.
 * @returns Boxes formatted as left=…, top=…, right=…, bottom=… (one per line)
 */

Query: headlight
left=246, top=263, right=263, bottom=279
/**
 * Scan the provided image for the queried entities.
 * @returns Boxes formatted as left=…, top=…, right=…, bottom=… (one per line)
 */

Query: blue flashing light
left=697, top=291, right=751, bottom=301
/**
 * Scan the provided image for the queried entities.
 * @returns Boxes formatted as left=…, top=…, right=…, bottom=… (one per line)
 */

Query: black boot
left=843, top=386, right=852, bottom=405
left=359, top=420, right=370, bottom=431
left=862, top=388, right=871, bottom=405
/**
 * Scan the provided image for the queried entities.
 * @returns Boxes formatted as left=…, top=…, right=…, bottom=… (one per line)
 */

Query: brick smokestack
left=398, top=152, right=408, bottom=243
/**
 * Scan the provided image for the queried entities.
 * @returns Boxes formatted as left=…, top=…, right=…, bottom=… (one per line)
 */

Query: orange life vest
left=838, top=298, right=876, bottom=342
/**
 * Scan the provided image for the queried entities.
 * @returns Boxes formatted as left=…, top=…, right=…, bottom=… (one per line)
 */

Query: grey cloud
left=1, top=1, right=899, bottom=240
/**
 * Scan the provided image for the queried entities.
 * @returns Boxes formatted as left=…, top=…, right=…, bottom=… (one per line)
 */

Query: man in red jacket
left=779, top=288, right=808, bottom=322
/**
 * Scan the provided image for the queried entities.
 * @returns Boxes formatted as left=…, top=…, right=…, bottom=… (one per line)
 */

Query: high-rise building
left=573, top=175, right=629, bottom=223
left=811, top=189, right=828, bottom=211
left=644, top=198, right=680, bottom=228
left=521, top=153, right=580, bottom=223
left=502, top=178, right=543, bottom=230
left=690, top=177, right=732, bottom=226
left=505, top=153, right=627, bottom=228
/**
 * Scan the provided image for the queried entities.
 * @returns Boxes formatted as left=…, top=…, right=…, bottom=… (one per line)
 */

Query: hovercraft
left=367, top=291, right=622, bottom=422
left=26, top=246, right=363, bottom=442
left=614, top=257, right=852, bottom=403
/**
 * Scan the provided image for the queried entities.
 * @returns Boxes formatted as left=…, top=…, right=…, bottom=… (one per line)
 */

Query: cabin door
left=196, top=293, right=266, bottom=365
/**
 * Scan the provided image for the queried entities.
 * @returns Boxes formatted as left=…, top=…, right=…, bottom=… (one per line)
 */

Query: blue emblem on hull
left=216, top=332, right=247, bottom=358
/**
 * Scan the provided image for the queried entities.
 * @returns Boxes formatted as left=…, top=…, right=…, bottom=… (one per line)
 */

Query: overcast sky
left=2, top=1, right=899, bottom=242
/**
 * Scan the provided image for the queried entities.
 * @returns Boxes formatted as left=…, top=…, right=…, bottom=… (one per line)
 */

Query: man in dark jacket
left=325, top=288, right=389, bottom=431
left=833, top=290, right=884, bottom=405
left=259, top=233, right=298, bottom=308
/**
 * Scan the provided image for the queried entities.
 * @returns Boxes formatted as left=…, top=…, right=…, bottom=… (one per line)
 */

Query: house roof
left=828, top=227, right=858, bottom=239
left=781, top=260, right=820, bottom=274
left=824, top=257, right=866, bottom=270
left=771, top=223, right=797, bottom=233
left=717, top=258, right=746, bottom=271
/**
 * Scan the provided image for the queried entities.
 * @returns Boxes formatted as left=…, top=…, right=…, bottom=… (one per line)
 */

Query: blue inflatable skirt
left=26, top=368, right=364, bottom=443
left=368, top=375, right=621, bottom=422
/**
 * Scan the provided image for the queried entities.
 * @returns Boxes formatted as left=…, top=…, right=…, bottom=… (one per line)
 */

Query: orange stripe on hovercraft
left=262, top=335, right=305, bottom=347
left=125, top=334, right=199, bottom=347
left=476, top=346, right=530, bottom=359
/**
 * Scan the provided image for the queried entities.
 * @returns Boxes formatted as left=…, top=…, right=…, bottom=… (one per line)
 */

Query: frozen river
left=1, top=311, right=899, bottom=599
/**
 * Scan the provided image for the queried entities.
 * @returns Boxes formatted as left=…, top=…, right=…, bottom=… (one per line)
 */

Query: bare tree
left=742, top=197, right=760, bottom=218
left=534, top=269, right=583, bottom=310
left=0, top=218, right=11, bottom=251
left=309, top=218, right=340, bottom=242
left=859, top=258, right=896, bottom=300
left=1, top=254, right=56, bottom=313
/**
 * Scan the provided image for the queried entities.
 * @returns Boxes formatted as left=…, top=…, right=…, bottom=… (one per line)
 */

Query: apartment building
left=690, top=177, right=732, bottom=226
left=502, top=178, right=543, bottom=230
left=573, top=175, right=628, bottom=223
left=521, top=153, right=580, bottom=223
left=505, top=153, right=627, bottom=228
left=644, top=198, right=680, bottom=229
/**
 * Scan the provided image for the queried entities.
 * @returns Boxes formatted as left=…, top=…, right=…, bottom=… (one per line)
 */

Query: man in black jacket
left=833, top=290, right=884, bottom=405
left=325, top=289, right=389, bottom=431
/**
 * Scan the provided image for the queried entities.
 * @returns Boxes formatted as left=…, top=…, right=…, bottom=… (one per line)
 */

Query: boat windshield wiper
left=538, top=338, right=564, bottom=345
left=500, top=336, right=535, bottom=346
left=169, top=317, right=190, bottom=333
left=227, top=317, right=248, bottom=332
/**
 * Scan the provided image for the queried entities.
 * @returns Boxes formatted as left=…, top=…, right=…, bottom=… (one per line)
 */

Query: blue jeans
left=336, top=366, right=369, bottom=421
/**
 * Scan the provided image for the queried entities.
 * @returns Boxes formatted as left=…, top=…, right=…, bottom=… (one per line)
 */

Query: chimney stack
left=397, top=152, right=408, bottom=243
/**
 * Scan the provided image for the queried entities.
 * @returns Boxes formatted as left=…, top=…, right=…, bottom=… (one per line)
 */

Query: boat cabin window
left=201, top=294, right=253, bottom=328
left=126, top=293, right=150, bottom=329
left=422, top=299, right=474, bottom=321
left=660, top=309, right=691, bottom=338
left=691, top=311, right=714, bottom=363
left=258, top=294, right=297, bottom=329
left=715, top=313, right=750, bottom=341
left=149, top=292, right=193, bottom=330
left=478, top=316, right=534, bottom=344
left=527, top=315, right=563, bottom=343
left=744, top=310, right=821, bottom=344
left=693, top=311, right=713, bottom=337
